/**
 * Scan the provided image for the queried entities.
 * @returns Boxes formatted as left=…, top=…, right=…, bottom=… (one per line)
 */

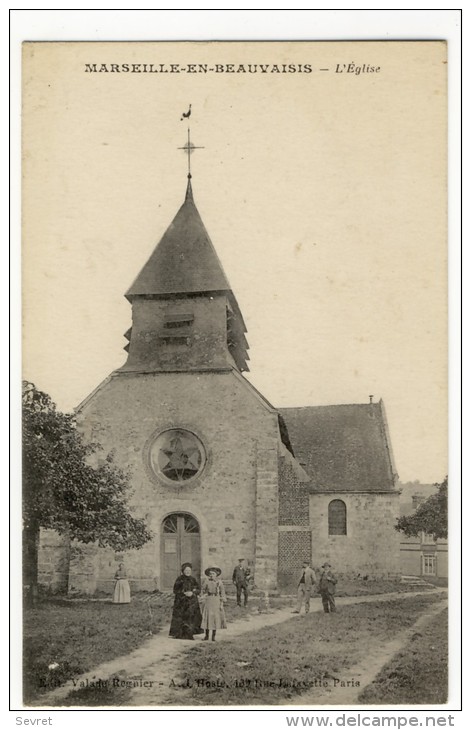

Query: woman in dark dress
left=169, top=562, right=203, bottom=640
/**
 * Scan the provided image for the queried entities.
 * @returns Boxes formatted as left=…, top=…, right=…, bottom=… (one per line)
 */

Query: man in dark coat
left=319, top=562, right=337, bottom=613
left=232, top=558, right=251, bottom=606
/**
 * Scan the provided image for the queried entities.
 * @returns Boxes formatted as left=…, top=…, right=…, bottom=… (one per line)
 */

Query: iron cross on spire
left=178, top=108, right=204, bottom=177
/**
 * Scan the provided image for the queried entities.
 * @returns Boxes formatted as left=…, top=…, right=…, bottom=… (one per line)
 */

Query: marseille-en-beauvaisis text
left=84, top=63, right=313, bottom=74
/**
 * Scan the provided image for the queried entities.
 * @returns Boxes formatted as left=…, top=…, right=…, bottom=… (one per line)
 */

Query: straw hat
left=204, top=566, right=222, bottom=576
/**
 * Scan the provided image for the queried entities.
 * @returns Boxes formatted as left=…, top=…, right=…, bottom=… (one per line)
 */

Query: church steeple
left=126, top=177, right=232, bottom=300
left=121, top=176, right=249, bottom=374
left=185, top=174, right=193, bottom=203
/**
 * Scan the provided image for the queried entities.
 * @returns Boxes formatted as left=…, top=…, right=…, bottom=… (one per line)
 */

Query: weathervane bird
left=181, top=104, right=192, bottom=121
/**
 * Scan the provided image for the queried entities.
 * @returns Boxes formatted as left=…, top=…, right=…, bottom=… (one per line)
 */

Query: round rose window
left=150, top=429, right=205, bottom=482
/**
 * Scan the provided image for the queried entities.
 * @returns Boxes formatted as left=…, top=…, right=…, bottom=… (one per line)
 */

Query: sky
left=22, top=40, right=448, bottom=484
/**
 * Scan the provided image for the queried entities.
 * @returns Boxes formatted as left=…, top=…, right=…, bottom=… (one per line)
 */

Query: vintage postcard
left=21, top=40, right=448, bottom=709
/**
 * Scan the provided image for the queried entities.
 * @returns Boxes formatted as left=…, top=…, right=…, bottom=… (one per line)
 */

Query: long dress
left=112, top=567, right=131, bottom=604
left=169, top=575, right=203, bottom=639
left=201, top=577, right=227, bottom=630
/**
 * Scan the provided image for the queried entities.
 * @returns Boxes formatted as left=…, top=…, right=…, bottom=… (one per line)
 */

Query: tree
left=23, top=381, right=152, bottom=603
left=395, top=476, right=448, bottom=539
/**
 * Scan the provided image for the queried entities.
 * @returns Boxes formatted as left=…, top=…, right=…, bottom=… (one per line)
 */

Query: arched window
left=328, top=499, right=347, bottom=535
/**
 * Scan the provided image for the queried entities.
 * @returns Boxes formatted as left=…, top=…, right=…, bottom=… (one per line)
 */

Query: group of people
left=293, top=560, right=337, bottom=615
left=112, top=557, right=337, bottom=634
left=169, top=558, right=251, bottom=641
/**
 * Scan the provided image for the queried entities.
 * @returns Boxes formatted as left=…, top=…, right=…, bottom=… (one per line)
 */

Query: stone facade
left=73, top=369, right=282, bottom=593
left=308, top=492, right=401, bottom=579
left=122, top=295, right=236, bottom=373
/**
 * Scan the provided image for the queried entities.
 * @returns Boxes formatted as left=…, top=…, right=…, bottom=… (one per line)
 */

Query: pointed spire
left=126, top=178, right=232, bottom=299
left=185, top=173, right=193, bottom=203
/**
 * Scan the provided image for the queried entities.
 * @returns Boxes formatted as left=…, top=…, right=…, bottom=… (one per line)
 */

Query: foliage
left=23, top=381, right=152, bottom=551
left=395, top=476, right=448, bottom=539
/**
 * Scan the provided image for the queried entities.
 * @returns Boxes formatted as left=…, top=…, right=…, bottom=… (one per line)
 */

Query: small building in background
left=398, top=482, right=448, bottom=579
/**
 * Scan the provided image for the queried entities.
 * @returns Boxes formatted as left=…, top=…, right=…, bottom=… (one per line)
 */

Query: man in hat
left=232, top=558, right=251, bottom=607
left=319, top=562, right=337, bottom=613
left=292, top=560, right=317, bottom=614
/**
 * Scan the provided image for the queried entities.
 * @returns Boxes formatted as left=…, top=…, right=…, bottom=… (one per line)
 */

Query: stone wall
left=37, top=529, right=70, bottom=593
left=72, top=369, right=280, bottom=593
left=254, top=446, right=279, bottom=592
left=123, top=295, right=234, bottom=372
left=309, top=491, right=401, bottom=578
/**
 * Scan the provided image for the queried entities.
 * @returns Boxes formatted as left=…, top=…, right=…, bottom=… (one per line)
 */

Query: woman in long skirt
left=169, top=563, right=203, bottom=640
left=113, top=563, right=131, bottom=604
left=201, top=567, right=227, bottom=641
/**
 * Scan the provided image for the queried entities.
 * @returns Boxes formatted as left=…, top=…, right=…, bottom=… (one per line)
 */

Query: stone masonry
left=309, top=492, right=401, bottom=578
left=69, top=369, right=282, bottom=593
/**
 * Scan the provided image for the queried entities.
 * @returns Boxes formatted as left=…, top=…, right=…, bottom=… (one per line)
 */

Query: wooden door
left=161, top=513, right=201, bottom=590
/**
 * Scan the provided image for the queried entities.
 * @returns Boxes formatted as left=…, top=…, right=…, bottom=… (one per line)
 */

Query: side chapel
left=39, top=157, right=401, bottom=595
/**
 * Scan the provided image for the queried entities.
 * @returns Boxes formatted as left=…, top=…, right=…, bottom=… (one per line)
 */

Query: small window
left=160, top=313, right=194, bottom=341
left=328, top=499, right=347, bottom=536
left=422, top=554, right=437, bottom=576
left=163, top=513, right=200, bottom=534
left=163, top=313, right=194, bottom=329
left=421, top=531, right=435, bottom=545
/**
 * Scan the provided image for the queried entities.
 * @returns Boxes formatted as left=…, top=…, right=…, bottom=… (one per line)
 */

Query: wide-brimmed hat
left=181, top=562, right=192, bottom=572
left=322, top=562, right=331, bottom=568
left=204, top=566, right=222, bottom=576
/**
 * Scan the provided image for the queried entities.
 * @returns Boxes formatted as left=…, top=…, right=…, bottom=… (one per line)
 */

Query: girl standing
left=113, top=562, right=131, bottom=604
left=201, top=567, right=227, bottom=641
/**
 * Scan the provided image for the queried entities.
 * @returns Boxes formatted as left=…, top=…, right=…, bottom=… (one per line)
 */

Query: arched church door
left=161, top=513, right=201, bottom=590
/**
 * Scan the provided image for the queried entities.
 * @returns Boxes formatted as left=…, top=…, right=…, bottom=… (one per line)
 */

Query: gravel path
left=38, top=588, right=447, bottom=707
left=298, top=596, right=448, bottom=706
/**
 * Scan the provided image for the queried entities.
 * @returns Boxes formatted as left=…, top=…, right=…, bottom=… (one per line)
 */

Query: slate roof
left=279, top=401, right=397, bottom=492
left=126, top=179, right=232, bottom=299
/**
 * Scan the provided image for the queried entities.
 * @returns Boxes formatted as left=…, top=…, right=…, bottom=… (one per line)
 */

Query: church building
left=39, top=165, right=401, bottom=595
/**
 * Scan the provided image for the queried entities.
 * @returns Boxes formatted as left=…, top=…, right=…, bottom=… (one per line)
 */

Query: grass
left=169, top=594, right=444, bottom=705
left=326, top=578, right=437, bottom=598
left=358, top=608, right=448, bottom=704
left=24, top=590, right=262, bottom=704
left=23, top=579, right=443, bottom=705
left=239, top=578, right=436, bottom=600
left=56, top=680, right=132, bottom=707
left=23, top=591, right=174, bottom=704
